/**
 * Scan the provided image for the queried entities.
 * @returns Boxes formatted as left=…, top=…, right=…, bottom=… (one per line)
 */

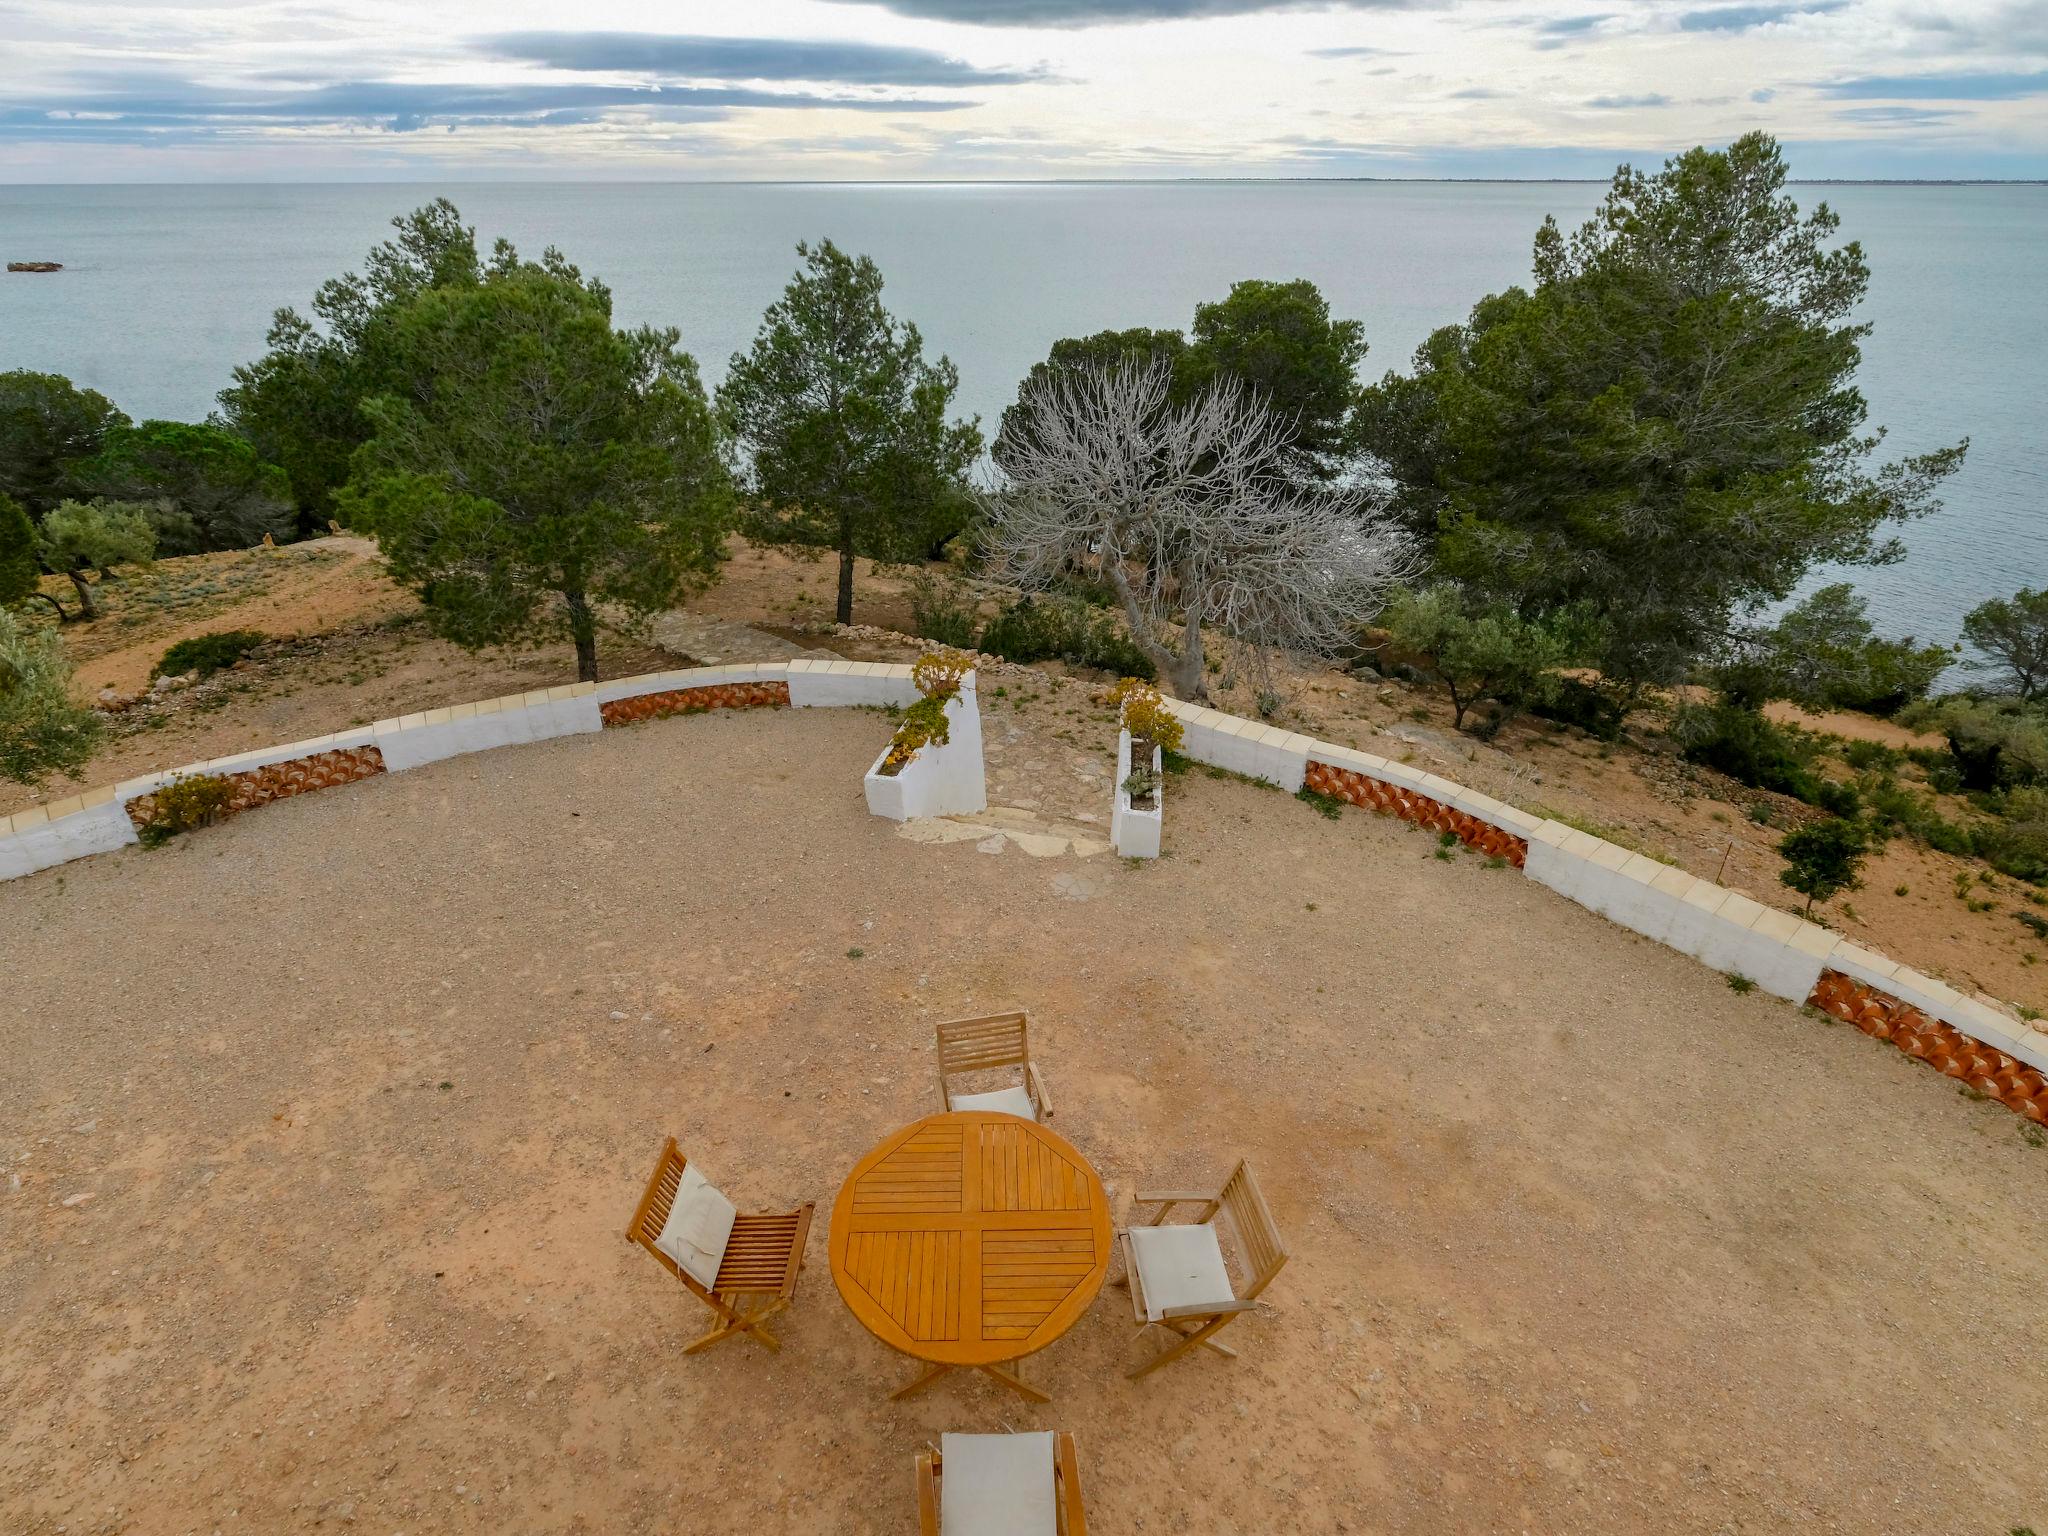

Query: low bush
left=977, top=596, right=1156, bottom=681
left=879, top=648, right=972, bottom=776
left=154, top=628, right=267, bottom=680
left=1529, top=677, right=1625, bottom=741
left=1107, top=677, right=1185, bottom=755
left=1678, top=703, right=1827, bottom=802
left=1900, top=696, right=2048, bottom=791
left=137, top=772, right=235, bottom=847
left=907, top=574, right=978, bottom=650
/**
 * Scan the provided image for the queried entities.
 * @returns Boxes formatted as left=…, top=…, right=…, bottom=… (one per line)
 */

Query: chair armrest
left=1056, top=1431, right=1087, bottom=1536
left=1132, top=1190, right=1221, bottom=1225
left=916, top=1450, right=939, bottom=1536
left=1158, top=1298, right=1259, bottom=1321
left=1027, top=1061, right=1053, bottom=1118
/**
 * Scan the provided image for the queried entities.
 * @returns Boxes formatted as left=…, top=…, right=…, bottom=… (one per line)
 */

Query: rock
left=7, top=261, right=63, bottom=273
left=72, top=1119, right=96, bottom=1134
left=95, top=687, right=141, bottom=712
left=61, top=1191, right=96, bottom=1208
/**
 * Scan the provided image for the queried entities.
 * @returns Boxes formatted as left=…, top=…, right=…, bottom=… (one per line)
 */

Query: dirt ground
left=16, top=537, right=2046, bottom=1012
left=4, top=699, right=2046, bottom=1535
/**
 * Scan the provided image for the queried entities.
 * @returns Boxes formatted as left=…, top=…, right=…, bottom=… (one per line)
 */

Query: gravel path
left=4, top=700, right=2045, bottom=1535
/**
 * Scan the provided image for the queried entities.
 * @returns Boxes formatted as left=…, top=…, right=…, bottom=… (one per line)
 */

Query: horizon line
left=6, top=174, right=2046, bottom=188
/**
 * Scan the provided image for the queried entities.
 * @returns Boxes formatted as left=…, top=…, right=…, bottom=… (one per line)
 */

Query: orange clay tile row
left=1808, top=969, right=2048, bottom=1124
left=599, top=680, right=791, bottom=727
left=122, top=745, right=387, bottom=830
left=1305, top=759, right=1530, bottom=868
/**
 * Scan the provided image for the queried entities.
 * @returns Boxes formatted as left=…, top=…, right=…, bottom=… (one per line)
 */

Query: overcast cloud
left=1, top=0, right=2042, bottom=179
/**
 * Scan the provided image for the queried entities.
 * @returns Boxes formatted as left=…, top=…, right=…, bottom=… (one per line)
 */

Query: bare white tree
left=984, top=360, right=1415, bottom=698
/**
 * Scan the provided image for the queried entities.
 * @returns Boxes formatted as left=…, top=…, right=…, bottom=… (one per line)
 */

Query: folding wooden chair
left=935, top=1011, right=1052, bottom=1121
left=917, top=1431, right=1087, bottom=1535
left=1114, top=1158, right=1286, bottom=1378
left=625, top=1136, right=814, bottom=1354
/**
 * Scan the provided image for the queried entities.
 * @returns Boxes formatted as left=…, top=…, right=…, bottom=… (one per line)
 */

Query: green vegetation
left=135, top=772, right=236, bottom=847
left=1726, top=973, right=1757, bottom=994
left=335, top=230, right=729, bottom=683
left=34, top=500, right=157, bottom=621
left=1961, top=587, right=2048, bottom=701
left=155, top=628, right=269, bottom=680
left=0, top=607, right=100, bottom=786
left=0, top=370, right=128, bottom=515
left=1777, top=817, right=1869, bottom=913
left=1371, top=582, right=1577, bottom=733
left=1677, top=703, right=1858, bottom=815
left=1295, top=785, right=1347, bottom=820
left=1356, top=132, right=1963, bottom=703
left=0, top=495, right=39, bottom=612
left=718, top=239, right=981, bottom=622
left=221, top=200, right=483, bottom=527
left=78, top=420, right=295, bottom=553
left=1714, top=584, right=1949, bottom=717
left=971, top=595, right=1157, bottom=680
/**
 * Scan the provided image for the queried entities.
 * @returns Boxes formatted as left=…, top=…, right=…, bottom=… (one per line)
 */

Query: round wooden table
left=830, top=1110, right=1113, bottom=1403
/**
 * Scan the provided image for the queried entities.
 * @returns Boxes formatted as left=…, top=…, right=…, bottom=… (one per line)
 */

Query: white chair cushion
left=654, top=1164, right=737, bottom=1291
left=1127, top=1222, right=1234, bottom=1322
left=950, top=1084, right=1037, bottom=1121
left=940, top=1431, right=1056, bottom=1536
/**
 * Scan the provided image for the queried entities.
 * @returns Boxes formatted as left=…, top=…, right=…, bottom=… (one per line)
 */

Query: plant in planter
left=136, top=771, right=235, bottom=848
left=864, top=648, right=988, bottom=820
left=879, top=648, right=973, bottom=777
left=1109, top=677, right=1181, bottom=857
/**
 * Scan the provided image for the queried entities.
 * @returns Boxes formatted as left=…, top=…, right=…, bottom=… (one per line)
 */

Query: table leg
left=890, top=1362, right=956, bottom=1401
left=979, top=1362, right=1052, bottom=1404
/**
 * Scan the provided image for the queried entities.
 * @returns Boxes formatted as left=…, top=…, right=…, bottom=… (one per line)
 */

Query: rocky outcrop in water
left=8, top=261, right=63, bottom=273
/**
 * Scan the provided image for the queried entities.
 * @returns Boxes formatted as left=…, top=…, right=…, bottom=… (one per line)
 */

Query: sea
left=2, top=180, right=2041, bottom=650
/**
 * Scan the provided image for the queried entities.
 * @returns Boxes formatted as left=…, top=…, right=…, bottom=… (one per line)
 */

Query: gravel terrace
left=3, top=695, right=2045, bottom=1535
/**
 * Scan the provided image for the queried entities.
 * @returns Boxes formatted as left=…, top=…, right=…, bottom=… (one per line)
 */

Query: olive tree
left=0, top=607, right=100, bottom=786
left=987, top=360, right=1413, bottom=699
left=1962, top=587, right=2048, bottom=702
left=36, top=500, right=157, bottom=621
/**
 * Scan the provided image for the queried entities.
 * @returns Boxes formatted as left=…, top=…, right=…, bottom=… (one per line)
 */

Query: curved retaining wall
left=5, top=663, right=2041, bottom=1121
left=1159, top=698, right=2048, bottom=1119
left=0, top=659, right=913, bottom=882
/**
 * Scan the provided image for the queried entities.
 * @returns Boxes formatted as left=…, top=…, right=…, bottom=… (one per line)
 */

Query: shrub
left=137, top=772, right=235, bottom=846
left=1678, top=703, right=1827, bottom=802
left=879, top=648, right=971, bottom=775
left=1528, top=676, right=1625, bottom=741
left=907, top=573, right=979, bottom=650
left=1372, top=583, right=1576, bottom=733
left=154, top=628, right=268, bottom=680
left=1842, top=739, right=1902, bottom=773
left=1777, top=817, right=1868, bottom=913
left=977, top=595, right=1156, bottom=681
left=0, top=607, right=101, bottom=785
left=1901, top=696, right=2048, bottom=792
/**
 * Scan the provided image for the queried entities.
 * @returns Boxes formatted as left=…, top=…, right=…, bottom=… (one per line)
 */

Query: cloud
left=1678, top=3, right=1844, bottom=31
left=1819, top=70, right=2048, bottom=100
left=1447, top=85, right=1506, bottom=98
left=1531, top=13, right=1615, bottom=48
left=1306, top=45, right=1402, bottom=58
left=1750, top=87, right=1776, bottom=102
left=3, top=77, right=978, bottom=137
left=815, top=0, right=1440, bottom=26
left=1834, top=105, right=1963, bottom=124
left=1584, top=92, right=1671, bottom=108
left=476, top=33, right=1049, bottom=86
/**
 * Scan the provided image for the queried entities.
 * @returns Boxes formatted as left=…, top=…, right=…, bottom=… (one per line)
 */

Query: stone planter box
left=1112, top=728, right=1163, bottom=858
left=862, top=671, right=987, bottom=822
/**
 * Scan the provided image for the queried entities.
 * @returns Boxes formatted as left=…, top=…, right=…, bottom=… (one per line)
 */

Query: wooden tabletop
left=829, top=1111, right=1113, bottom=1367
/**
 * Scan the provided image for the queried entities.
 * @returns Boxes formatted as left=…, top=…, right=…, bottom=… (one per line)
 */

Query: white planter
left=1112, top=728, right=1163, bottom=858
left=862, top=672, right=987, bottom=821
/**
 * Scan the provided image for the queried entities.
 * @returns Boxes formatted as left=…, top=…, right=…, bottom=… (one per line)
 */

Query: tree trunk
left=66, top=568, right=97, bottom=622
left=1105, top=563, right=1206, bottom=700
left=563, top=589, right=598, bottom=684
left=29, top=590, right=69, bottom=622
left=835, top=513, right=856, bottom=626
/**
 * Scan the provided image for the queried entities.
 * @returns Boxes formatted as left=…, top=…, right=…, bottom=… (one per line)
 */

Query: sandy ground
left=5, top=698, right=2046, bottom=1536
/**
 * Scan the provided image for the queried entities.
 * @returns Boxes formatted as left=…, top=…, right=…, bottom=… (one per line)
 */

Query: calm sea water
left=2, top=181, right=2041, bottom=647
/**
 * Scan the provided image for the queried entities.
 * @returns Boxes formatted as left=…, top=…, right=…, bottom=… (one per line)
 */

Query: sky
left=3, top=0, right=2045, bottom=180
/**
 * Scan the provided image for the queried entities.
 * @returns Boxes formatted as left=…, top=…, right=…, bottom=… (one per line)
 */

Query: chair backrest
left=1215, top=1159, right=1288, bottom=1299
left=624, top=1136, right=706, bottom=1295
left=936, top=1012, right=1031, bottom=1082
